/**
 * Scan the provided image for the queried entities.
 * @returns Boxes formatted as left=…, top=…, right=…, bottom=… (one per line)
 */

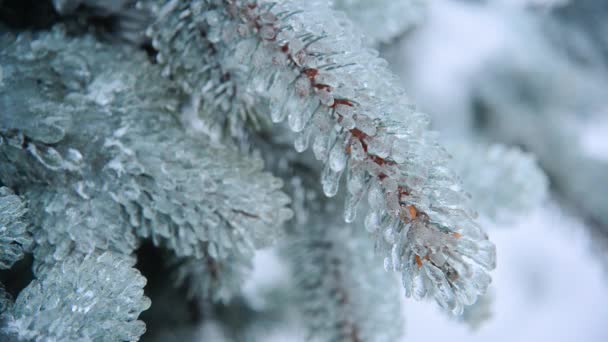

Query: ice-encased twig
left=146, top=0, right=495, bottom=314
left=2, top=252, right=151, bottom=341
left=287, top=216, right=404, bottom=341
left=0, top=28, right=292, bottom=300
left=0, top=187, right=33, bottom=270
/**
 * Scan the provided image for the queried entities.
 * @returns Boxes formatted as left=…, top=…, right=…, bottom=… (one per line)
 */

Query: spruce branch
left=169, top=253, right=247, bottom=303
left=25, top=187, right=138, bottom=268
left=145, top=0, right=495, bottom=314
left=2, top=252, right=151, bottom=341
left=1, top=27, right=292, bottom=309
left=0, top=187, right=32, bottom=270
left=287, top=216, right=403, bottom=342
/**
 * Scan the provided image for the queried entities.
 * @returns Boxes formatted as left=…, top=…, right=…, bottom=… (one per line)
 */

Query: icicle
left=328, top=140, right=348, bottom=172
left=343, top=195, right=357, bottom=223
left=365, top=211, right=380, bottom=233
left=294, top=127, right=312, bottom=152
left=349, top=139, right=366, bottom=161
left=367, top=181, right=384, bottom=211
left=391, top=244, right=400, bottom=271
left=288, top=100, right=317, bottom=133
left=321, top=163, right=343, bottom=197
left=383, top=257, right=391, bottom=271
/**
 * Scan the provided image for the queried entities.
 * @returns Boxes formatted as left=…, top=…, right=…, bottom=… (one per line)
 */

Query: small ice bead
left=270, top=93, right=290, bottom=123
left=367, top=182, right=384, bottom=210
left=338, top=115, right=355, bottom=130
left=287, top=37, right=304, bottom=54
left=294, top=128, right=312, bottom=152
left=317, top=88, right=334, bottom=106
left=346, top=166, right=366, bottom=195
left=207, top=242, right=219, bottom=259
left=251, top=46, right=268, bottom=68
left=66, top=148, right=83, bottom=164
left=383, top=257, right=392, bottom=271
left=383, top=228, right=396, bottom=244
left=411, top=272, right=427, bottom=300
left=343, top=193, right=357, bottom=223
left=354, top=115, right=377, bottom=136
left=316, top=73, right=338, bottom=88
left=293, top=48, right=311, bottom=66
left=259, top=12, right=277, bottom=24
left=350, top=139, right=366, bottom=161
left=288, top=109, right=306, bottom=133
left=429, top=251, right=447, bottom=268
left=329, top=142, right=347, bottom=172
left=207, top=27, right=222, bottom=43
left=336, top=104, right=354, bottom=117
left=425, top=263, right=459, bottom=314
left=365, top=211, right=380, bottom=233
left=312, top=134, right=329, bottom=160
left=288, top=99, right=317, bottom=132
left=391, top=139, right=409, bottom=163
left=385, top=192, right=401, bottom=216
left=368, top=138, right=391, bottom=159
left=234, top=39, right=255, bottom=62
left=294, top=77, right=311, bottom=97
left=321, top=164, right=342, bottom=197
left=391, top=244, right=401, bottom=271
left=205, top=10, right=220, bottom=26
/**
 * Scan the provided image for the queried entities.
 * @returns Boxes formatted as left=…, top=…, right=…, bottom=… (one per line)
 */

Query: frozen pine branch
left=0, top=26, right=294, bottom=335
left=0, top=187, right=32, bottom=270
left=0, top=282, right=11, bottom=314
left=169, top=254, right=247, bottom=303
left=2, top=252, right=151, bottom=341
left=25, top=187, right=138, bottom=268
left=0, top=28, right=292, bottom=260
left=145, top=0, right=495, bottom=314
left=287, top=216, right=403, bottom=342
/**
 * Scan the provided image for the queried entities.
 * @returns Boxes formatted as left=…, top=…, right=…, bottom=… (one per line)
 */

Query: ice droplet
left=383, top=257, right=391, bottom=271
left=294, top=128, right=312, bottom=153
left=365, top=211, right=380, bottom=233
left=321, top=164, right=342, bottom=197
left=312, top=134, right=329, bottom=160
left=329, top=142, right=347, bottom=172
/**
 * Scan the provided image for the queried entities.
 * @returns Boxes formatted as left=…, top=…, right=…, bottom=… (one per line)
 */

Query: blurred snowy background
left=244, top=0, right=608, bottom=340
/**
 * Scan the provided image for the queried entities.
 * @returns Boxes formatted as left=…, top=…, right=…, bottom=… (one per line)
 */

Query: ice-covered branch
left=1, top=28, right=292, bottom=304
left=287, top=216, right=403, bottom=341
left=169, top=253, right=246, bottom=303
left=146, top=0, right=495, bottom=314
left=0, top=187, right=32, bottom=270
left=2, top=252, right=151, bottom=341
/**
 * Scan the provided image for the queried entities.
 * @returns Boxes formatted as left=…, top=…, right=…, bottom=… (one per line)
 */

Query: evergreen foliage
left=0, top=0, right=563, bottom=340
